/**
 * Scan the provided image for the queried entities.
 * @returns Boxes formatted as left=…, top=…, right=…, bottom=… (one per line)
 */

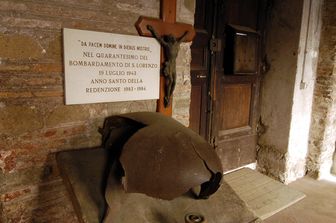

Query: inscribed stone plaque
left=63, top=28, right=160, bottom=105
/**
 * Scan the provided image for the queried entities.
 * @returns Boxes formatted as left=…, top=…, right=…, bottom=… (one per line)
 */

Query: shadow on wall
left=31, top=153, right=79, bottom=222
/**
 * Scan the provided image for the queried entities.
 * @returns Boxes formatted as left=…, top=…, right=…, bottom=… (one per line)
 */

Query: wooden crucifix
left=135, top=0, right=195, bottom=116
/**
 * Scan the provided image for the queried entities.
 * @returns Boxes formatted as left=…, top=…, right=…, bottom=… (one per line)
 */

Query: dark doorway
left=190, top=0, right=267, bottom=171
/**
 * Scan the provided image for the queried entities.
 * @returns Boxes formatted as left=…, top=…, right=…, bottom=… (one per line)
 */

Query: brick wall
left=0, top=0, right=194, bottom=222
left=307, top=0, right=336, bottom=178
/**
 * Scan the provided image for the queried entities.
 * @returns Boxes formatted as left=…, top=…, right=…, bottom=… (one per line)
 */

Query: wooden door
left=189, top=0, right=214, bottom=139
left=190, top=0, right=267, bottom=171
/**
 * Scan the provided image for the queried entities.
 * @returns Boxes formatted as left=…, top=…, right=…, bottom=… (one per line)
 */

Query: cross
left=135, top=0, right=195, bottom=116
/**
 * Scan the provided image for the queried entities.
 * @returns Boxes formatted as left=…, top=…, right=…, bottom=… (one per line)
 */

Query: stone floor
left=224, top=168, right=305, bottom=220
left=263, top=176, right=336, bottom=223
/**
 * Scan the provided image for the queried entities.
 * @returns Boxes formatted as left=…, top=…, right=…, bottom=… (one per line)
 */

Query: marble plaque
left=63, top=28, right=160, bottom=105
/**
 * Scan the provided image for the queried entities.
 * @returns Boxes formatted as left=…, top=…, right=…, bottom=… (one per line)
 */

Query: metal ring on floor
left=185, top=213, right=206, bottom=223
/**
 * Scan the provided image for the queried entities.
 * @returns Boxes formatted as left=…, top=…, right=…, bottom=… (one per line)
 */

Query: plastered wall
left=0, top=0, right=194, bottom=221
left=257, top=0, right=304, bottom=182
left=286, top=0, right=322, bottom=183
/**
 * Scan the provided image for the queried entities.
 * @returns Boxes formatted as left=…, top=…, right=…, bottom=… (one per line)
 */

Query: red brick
left=44, top=130, right=57, bottom=137
left=0, top=34, right=42, bottom=60
left=0, top=1, right=28, bottom=11
left=0, top=64, right=31, bottom=72
left=2, top=181, right=78, bottom=222
left=0, top=150, right=16, bottom=173
left=0, top=89, right=63, bottom=99
left=1, top=124, right=95, bottom=173
left=30, top=63, right=63, bottom=73
left=2, top=188, right=32, bottom=202
left=0, top=91, right=34, bottom=98
left=0, top=75, right=61, bottom=88
left=0, top=106, right=43, bottom=136
left=33, top=89, right=64, bottom=98
left=46, top=106, right=90, bottom=127
left=1, top=16, right=62, bottom=29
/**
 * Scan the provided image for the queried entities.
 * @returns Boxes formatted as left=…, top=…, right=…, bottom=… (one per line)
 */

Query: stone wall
left=285, top=0, right=322, bottom=183
left=0, top=0, right=194, bottom=222
left=307, top=0, right=336, bottom=179
left=258, top=0, right=336, bottom=183
left=257, top=0, right=304, bottom=182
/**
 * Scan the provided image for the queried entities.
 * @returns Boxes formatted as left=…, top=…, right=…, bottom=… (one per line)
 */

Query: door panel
left=224, top=0, right=259, bottom=29
left=189, top=84, right=202, bottom=131
left=189, top=0, right=214, bottom=138
left=190, top=48, right=208, bottom=69
left=232, top=30, right=258, bottom=74
left=219, top=83, right=252, bottom=130
left=216, top=135, right=257, bottom=171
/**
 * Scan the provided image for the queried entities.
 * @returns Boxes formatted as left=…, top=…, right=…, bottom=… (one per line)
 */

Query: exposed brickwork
left=307, top=0, right=336, bottom=178
left=256, top=145, right=287, bottom=182
left=0, top=0, right=194, bottom=221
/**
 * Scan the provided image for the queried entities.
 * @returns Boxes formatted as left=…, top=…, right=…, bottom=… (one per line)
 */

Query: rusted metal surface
left=100, top=112, right=223, bottom=200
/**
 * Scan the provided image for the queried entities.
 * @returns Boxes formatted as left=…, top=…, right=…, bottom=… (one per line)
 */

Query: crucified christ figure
left=147, top=25, right=188, bottom=107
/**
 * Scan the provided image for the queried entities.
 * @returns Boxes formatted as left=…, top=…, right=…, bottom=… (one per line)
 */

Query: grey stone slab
left=224, top=168, right=306, bottom=220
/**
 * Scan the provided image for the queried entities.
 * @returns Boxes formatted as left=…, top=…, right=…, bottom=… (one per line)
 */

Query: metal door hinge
left=261, top=54, right=271, bottom=74
left=196, top=74, right=207, bottom=79
left=210, top=136, right=218, bottom=148
left=210, top=38, right=222, bottom=52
